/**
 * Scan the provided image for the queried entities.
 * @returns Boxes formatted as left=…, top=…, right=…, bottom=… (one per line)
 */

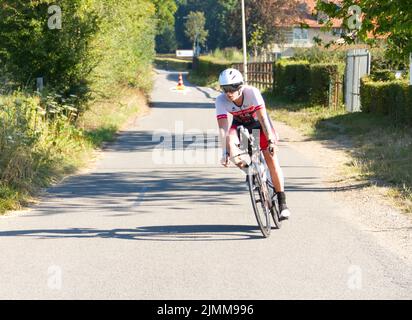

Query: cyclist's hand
left=220, top=152, right=230, bottom=167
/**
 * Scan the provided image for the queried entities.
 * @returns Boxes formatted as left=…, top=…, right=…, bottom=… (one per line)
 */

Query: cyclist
left=215, top=68, right=291, bottom=219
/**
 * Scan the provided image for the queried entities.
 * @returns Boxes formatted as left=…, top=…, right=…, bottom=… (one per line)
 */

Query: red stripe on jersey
left=254, top=105, right=264, bottom=111
left=217, top=114, right=228, bottom=120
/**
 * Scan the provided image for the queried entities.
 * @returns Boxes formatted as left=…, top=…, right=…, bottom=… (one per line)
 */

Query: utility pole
left=241, top=0, right=248, bottom=83
left=410, top=53, right=412, bottom=86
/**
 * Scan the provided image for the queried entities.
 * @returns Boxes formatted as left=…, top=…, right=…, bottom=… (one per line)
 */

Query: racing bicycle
left=232, top=126, right=282, bottom=238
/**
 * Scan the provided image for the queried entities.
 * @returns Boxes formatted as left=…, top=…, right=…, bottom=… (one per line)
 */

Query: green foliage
left=152, top=0, right=179, bottom=53
left=209, top=48, right=243, bottom=63
left=0, top=0, right=158, bottom=107
left=360, top=77, right=411, bottom=124
left=274, top=60, right=311, bottom=102
left=274, top=59, right=343, bottom=106
left=152, top=0, right=178, bottom=33
left=0, top=93, right=86, bottom=192
left=0, top=0, right=99, bottom=101
left=310, top=63, right=343, bottom=105
left=315, top=0, right=412, bottom=63
left=89, top=0, right=156, bottom=95
left=184, top=11, right=208, bottom=49
left=370, top=70, right=396, bottom=82
left=156, top=24, right=178, bottom=53
left=249, top=24, right=265, bottom=56
left=0, top=0, right=162, bottom=213
left=175, top=0, right=240, bottom=50
left=191, top=56, right=231, bottom=84
left=292, top=47, right=346, bottom=65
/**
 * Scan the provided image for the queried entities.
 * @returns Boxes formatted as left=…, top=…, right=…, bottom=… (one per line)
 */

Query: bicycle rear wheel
left=246, top=173, right=271, bottom=238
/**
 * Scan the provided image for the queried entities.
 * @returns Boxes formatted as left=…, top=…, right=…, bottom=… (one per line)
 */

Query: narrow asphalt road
left=0, top=70, right=411, bottom=299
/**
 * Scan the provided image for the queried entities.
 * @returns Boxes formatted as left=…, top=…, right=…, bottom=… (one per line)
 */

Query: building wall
left=270, top=27, right=341, bottom=57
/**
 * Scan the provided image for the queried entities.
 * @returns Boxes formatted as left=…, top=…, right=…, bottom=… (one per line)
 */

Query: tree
left=151, top=0, right=180, bottom=54
left=249, top=24, right=264, bottom=56
left=0, top=0, right=158, bottom=100
left=184, top=11, right=208, bottom=54
left=174, top=0, right=240, bottom=50
left=156, top=24, right=178, bottom=53
left=152, top=0, right=178, bottom=34
left=315, top=0, right=412, bottom=63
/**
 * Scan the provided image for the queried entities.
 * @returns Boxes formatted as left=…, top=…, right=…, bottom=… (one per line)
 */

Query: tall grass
left=0, top=92, right=90, bottom=213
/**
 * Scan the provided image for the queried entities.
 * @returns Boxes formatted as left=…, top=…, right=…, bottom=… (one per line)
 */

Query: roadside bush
left=360, top=77, right=411, bottom=124
left=191, top=56, right=231, bottom=83
left=370, top=69, right=396, bottom=81
left=274, top=59, right=343, bottom=106
left=310, top=63, right=343, bottom=106
left=292, top=47, right=346, bottom=64
left=210, top=47, right=244, bottom=63
left=274, top=60, right=310, bottom=102
left=0, top=93, right=85, bottom=191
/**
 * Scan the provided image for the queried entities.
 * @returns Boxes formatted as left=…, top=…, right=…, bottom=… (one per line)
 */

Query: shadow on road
left=0, top=225, right=265, bottom=241
left=23, top=170, right=247, bottom=216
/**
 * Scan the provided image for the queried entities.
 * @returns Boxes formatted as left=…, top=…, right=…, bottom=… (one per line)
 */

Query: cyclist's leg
left=259, top=127, right=283, bottom=192
left=262, top=149, right=284, bottom=192
left=260, top=127, right=291, bottom=219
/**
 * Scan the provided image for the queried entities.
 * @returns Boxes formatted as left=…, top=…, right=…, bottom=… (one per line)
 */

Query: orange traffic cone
left=176, top=73, right=185, bottom=90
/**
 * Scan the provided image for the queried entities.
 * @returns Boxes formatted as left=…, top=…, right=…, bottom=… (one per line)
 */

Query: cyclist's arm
left=217, top=117, right=230, bottom=156
left=255, top=107, right=276, bottom=142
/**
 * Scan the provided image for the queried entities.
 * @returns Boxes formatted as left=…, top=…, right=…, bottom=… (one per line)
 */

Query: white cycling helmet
left=218, top=68, right=244, bottom=86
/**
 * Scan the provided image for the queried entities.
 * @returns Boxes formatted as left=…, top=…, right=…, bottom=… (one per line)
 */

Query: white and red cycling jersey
left=215, top=85, right=278, bottom=149
left=215, top=85, right=264, bottom=124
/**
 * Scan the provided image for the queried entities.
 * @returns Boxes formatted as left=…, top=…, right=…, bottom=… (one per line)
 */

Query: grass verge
left=264, top=93, right=412, bottom=214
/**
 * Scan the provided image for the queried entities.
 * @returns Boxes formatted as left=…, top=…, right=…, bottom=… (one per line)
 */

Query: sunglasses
left=221, top=83, right=243, bottom=93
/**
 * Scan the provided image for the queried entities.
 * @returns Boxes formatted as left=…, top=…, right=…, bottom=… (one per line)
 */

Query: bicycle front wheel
left=246, top=173, right=271, bottom=238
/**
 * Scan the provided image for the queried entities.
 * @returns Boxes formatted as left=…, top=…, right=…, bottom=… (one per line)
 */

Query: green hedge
left=274, top=60, right=310, bottom=102
left=274, top=60, right=343, bottom=105
left=370, top=69, right=396, bottom=81
left=360, top=77, right=412, bottom=124
left=191, top=56, right=232, bottom=82
left=310, top=63, right=342, bottom=105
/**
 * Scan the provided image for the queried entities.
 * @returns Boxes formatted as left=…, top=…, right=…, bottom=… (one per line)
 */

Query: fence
left=233, top=61, right=341, bottom=109
left=232, top=62, right=273, bottom=91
